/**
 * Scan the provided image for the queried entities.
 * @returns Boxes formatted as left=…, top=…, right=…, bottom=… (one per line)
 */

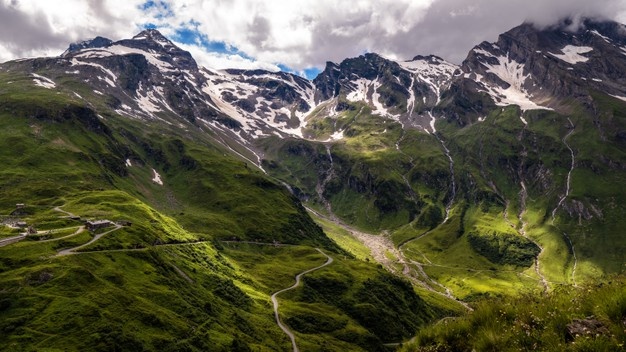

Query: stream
left=550, top=118, right=578, bottom=285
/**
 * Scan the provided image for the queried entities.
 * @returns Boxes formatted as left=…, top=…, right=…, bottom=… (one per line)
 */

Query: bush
left=467, top=231, right=540, bottom=267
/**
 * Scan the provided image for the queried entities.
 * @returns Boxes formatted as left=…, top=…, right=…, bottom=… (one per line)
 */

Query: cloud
left=1, top=0, right=626, bottom=74
left=0, top=0, right=146, bottom=58
left=373, top=0, right=626, bottom=65
left=177, top=42, right=281, bottom=71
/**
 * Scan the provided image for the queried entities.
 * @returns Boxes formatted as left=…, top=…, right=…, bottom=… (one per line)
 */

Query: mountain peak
left=132, top=28, right=174, bottom=46
left=62, top=36, right=113, bottom=56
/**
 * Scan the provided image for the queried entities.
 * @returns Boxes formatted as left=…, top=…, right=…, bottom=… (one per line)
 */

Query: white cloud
left=157, top=0, right=434, bottom=70
left=177, top=42, right=280, bottom=71
left=0, top=0, right=147, bottom=58
left=1, top=0, right=626, bottom=73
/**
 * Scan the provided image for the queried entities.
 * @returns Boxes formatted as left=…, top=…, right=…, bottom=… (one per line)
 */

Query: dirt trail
left=53, top=206, right=76, bottom=218
left=39, top=226, right=85, bottom=243
left=171, top=263, right=194, bottom=284
left=0, top=233, right=28, bottom=247
left=271, top=248, right=333, bottom=352
left=56, top=225, right=122, bottom=256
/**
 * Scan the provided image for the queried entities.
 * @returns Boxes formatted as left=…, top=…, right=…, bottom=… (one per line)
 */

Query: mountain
left=257, top=17, right=626, bottom=300
left=0, top=17, right=625, bottom=351
left=450, top=18, right=626, bottom=123
left=0, top=29, right=459, bottom=352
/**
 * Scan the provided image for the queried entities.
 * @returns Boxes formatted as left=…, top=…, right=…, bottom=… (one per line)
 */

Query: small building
left=85, top=220, right=113, bottom=231
left=16, top=221, right=27, bottom=228
left=15, top=204, right=25, bottom=209
left=70, top=216, right=81, bottom=221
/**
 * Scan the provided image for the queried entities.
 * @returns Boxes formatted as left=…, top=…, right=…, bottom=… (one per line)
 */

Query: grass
left=0, top=66, right=360, bottom=351
left=401, top=203, right=543, bottom=299
left=221, top=243, right=454, bottom=350
left=401, top=275, right=626, bottom=352
left=0, top=226, right=22, bottom=239
left=312, top=216, right=373, bottom=261
left=1, top=37, right=626, bottom=351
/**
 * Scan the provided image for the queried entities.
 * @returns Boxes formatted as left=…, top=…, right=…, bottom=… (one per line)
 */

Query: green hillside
left=0, top=70, right=452, bottom=351
left=261, top=93, right=626, bottom=300
left=401, top=275, right=626, bottom=351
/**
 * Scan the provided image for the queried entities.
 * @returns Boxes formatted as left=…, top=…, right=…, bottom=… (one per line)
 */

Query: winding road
left=56, top=225, right=122, bottom=256
left=270, top=248, right=333, bottom=352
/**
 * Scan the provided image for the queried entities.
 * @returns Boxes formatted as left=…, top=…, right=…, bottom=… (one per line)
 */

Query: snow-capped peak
left=132, top=29, right=175, bottom=47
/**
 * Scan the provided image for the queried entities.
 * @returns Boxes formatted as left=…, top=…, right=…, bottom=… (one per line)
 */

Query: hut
left=85, top=220, right=113, bottom=231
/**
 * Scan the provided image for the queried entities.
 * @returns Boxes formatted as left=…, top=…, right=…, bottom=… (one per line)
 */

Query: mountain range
left=0, top=17, right=625, bottom=351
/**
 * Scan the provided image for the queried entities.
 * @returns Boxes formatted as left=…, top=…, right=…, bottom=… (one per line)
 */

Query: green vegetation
left=2, top=33, right=626, bottom=352
left=467, top=230, right=540, bottom=267
left=222, top=244, right=453, bottom=350
left=0, top=69, right=455, bottom=351
left=402, top=276, right=626, bottom=352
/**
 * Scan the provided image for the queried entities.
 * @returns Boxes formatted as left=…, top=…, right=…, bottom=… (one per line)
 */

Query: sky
left=1, top=0, right=626, bottom=78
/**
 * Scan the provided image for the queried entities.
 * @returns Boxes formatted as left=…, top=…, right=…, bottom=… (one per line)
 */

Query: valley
left=0, top=16, right=625, bottom=352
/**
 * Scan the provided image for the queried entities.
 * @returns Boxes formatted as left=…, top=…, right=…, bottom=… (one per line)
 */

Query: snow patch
left=346, top=79, right=370, bottom=102
left=136, top=90, right=162, bottom=113
left=478, top=55, right=552, bottom=111
left=519, top=115, right=528, bottom=125
left=371, top=79, right=400, bottom=120
left=549, top=45, right=593, bottom=64
left=592, top=78, right=603, bottom=82
left=428, top=111, right=437, bottom=133
left=31, top=73, right=56, bottom=89
left=590, top=30, right=611, bottom=43
left=70, top=58, right=117, bottom=84
left=329, top=130, right=344, bottom=141
left=398, top=57, right=457, bottom=106
left=125, top=159, right=132, bottom=167
left=473, top=48, right=496, bottom=57
left=609, top=94, right=626, bottom=102
left=152, top=169, right=163, bottom=185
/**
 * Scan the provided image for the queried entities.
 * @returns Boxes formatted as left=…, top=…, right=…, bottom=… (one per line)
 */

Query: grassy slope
left=401, top=275, right=626, bottom=352
left=222, top=243, right=455, bottom=351
left=262, top=93, right=626, bottom=302
left=0, top=70, right=454, bottom=351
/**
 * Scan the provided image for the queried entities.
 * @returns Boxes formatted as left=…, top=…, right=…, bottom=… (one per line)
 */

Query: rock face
left=63, top=36, right=113, bottom=55
left=453, top=18, right=626, bottom=120
left=5, top=19, right=626, bottom=142
left=201, top=67, right=316, bottom=138
left=312, top=53, right=458, bottom=130
left=9, top=28, right=237, bottom=129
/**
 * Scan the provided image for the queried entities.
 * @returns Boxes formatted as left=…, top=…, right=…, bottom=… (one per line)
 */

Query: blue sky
left=140, top=0, right=322, bottom=78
